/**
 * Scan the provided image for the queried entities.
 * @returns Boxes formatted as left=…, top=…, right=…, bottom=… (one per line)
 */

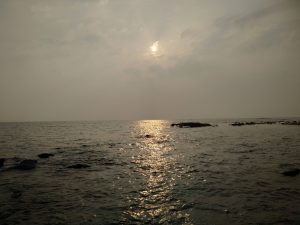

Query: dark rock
left=145, top=134, right=154, bottom=138
left=281, top=168, right=300, bottom=177
left=38, top=153, right=54, bottom=158
left=231, top=122, right=244, bottom=126
left=11, top=190, right=22, bottom=199
left=15, top=159, right=37, bottom=170
left=171, top=122, right=212, bottom=128
left=137, top=134, right=154, bottom=138
left=0, top=158, right=5, bottom=168
left=67, top=164, right=90, bottom=169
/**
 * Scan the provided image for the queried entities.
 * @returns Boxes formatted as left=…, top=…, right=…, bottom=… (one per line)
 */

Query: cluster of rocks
left=231, top=120, right=300, bottom=126
left=0, top=152, right=90, bottom=171
left=171, top=120, right=300, bottom=128
left=231, top=121, right=276, bottom=126
left=170, top=120, right=300, bottom=128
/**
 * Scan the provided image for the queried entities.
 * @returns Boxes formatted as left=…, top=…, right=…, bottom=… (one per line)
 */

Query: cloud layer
left=1, top=0, right=300, bottom=121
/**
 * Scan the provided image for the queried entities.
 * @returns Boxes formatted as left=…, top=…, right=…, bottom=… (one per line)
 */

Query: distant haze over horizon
left=1, top=0, right=300, bottom=122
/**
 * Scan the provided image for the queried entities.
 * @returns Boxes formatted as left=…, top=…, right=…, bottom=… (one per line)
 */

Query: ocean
left=0, top=119, right=299, bottom=225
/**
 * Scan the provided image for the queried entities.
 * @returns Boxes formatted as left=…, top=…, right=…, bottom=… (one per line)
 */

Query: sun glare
left=150, top=41, right=159, bottom=53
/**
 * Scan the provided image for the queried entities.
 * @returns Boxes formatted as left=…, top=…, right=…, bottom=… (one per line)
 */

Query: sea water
left=0, top=120, right=299, bottom=225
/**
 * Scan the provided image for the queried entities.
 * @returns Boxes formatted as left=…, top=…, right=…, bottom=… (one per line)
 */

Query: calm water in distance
left=0, top=119, right=299, bottom=225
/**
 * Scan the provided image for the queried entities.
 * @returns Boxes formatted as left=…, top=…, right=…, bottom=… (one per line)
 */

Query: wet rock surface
left=15, top=159, right=37, bottom=170
left=38, top=153, right=54, bottom=158
left=67, top=164, right=90, bottom=169
left=0, top=158, right=5, bottom=167
left=281, top=168, right=300, bottom=177
left=171, top=122, right=212, bottom=128
left=11, top=190, right=23, bottom=199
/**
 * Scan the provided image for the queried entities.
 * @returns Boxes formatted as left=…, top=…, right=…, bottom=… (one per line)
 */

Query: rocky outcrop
left=171, top=122, right=212, bottom=128
left=38, top=153, right=54, bottom=158
left=15, top=159, right=37, bottom=170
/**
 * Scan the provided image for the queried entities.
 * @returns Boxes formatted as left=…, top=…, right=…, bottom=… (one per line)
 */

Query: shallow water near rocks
left=0, top=119, right=299, bottom=225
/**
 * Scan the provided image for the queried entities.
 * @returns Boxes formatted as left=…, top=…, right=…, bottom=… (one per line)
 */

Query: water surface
left=0, top=120, right=299, bottom=225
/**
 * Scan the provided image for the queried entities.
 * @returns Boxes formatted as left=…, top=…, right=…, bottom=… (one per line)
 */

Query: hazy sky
left=0, top=0, right=300, bottom=121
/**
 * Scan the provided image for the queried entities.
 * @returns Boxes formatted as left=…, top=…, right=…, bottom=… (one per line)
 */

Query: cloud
left=0, top=0, right=300, bottom=120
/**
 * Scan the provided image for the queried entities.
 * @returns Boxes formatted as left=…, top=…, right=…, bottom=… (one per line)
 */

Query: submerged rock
left=171, top=122, right=212, bottom=128
left=0, top=158, right=5, bottom=168
left=11, top=190, right=22, bottom=199
left=38, top=153, right=54, bottom=158
left=281, top=168, right=300, bottom=177
left=15, top=159, right=37, bottom=170
left=67, top=164, right=90, bottom=169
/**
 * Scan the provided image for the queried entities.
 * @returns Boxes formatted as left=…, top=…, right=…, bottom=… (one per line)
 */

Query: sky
left=0, top=0, right=300, bottom=121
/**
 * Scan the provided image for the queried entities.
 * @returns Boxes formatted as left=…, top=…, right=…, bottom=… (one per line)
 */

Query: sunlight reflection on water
left=123, top=120, right=193, bottom=224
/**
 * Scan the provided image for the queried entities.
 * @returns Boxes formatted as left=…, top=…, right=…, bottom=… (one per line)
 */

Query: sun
left=150, top=41, right=159, bottom=53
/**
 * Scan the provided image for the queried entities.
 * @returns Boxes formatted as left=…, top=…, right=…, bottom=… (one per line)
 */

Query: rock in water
left=11, top=190, right=22, bottom=199
left=38, top=153, right=54, bottom=158
left=171, top=122, right=212, bottom=128
left=15, top=159, right=37, bottom=170
left=67, top=164, right=90, bottom=169
left=282, top=168, right=300, bottom=177
left=0, top=158, right=5, bottom=168
left=231, top=122, right=243, bottom=126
